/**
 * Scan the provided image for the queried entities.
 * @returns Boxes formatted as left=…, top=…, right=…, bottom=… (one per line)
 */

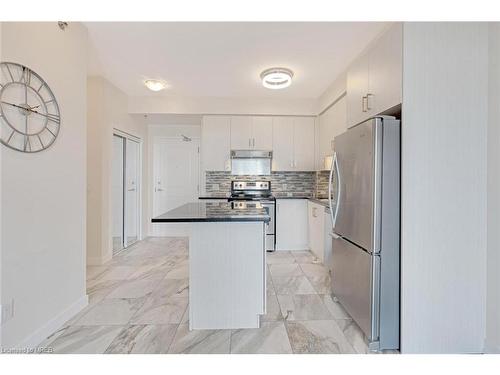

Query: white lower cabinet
left=308, top=201, right=325, bottom=262
left=276, top=199, right=309, bottom=251
left=323, top=209, right=333, bottom=271
left=307, top=201, right=334, bottom=269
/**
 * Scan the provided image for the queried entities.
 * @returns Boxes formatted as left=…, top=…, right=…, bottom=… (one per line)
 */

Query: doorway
left=112, top=132, right=142, bottom=254
left=152, top=136, right=200, bottom=234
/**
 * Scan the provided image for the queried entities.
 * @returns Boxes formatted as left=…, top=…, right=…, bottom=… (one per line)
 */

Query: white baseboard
left=87, top=252, right=112, bottom=266
left=18, top=294, right=88, bottom=348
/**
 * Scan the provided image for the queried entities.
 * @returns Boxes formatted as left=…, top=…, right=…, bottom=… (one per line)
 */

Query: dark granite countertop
left=308, top=197, right=331, bottom=208
left=152, top=201, right=270, bottom=223
left=273, top=195, right=312, bottom=199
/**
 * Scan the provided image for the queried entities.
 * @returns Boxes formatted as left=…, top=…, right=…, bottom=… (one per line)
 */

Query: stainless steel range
left=229, top=180, right=276, bottom=251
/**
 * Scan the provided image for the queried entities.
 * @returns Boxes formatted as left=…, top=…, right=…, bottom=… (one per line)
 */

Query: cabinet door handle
left=366, top=93, right=373, bottom=111
left=362, top=96, right=368, bottom=112
left=253, top=138, right=255, bottom=147
left=248, top=138, right=251, bottom=147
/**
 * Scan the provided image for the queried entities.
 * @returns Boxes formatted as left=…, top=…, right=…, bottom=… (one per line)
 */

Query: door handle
left=362, top=96, right=368, bottom=112
left=155, top=188, right=164, bottom=192
left=328, top=152, right=335, bottom=226
left=128, top=188, right=136, bottom=192
left=328, top=152, right=341, bottom=230
left=366, top=93, right=374, bottom=111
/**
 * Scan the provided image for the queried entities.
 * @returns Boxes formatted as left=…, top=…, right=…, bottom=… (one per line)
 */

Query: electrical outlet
left=1, top=299, right=14, bottom=325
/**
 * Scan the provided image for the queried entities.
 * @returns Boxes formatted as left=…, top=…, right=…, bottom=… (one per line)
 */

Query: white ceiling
left=86, top=22, right=388, bottom=99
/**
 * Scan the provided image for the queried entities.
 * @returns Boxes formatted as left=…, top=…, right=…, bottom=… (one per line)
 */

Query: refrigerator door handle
left=328, top=152, right=341, bottom=230
left=328, top=151, right=336, bottom=227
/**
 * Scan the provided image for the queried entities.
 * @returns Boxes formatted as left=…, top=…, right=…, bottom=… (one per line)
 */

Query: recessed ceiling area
left=86, top=22, right=389, bottom=99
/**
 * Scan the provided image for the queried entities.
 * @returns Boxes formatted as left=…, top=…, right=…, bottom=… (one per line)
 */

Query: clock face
left=0, top=62, right=60, bottom=153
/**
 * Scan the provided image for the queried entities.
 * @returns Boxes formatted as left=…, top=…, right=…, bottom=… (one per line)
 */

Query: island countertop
left=152, top=201, right=271, bottom=223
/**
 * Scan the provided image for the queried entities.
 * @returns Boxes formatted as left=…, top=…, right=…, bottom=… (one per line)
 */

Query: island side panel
left=189, top=221, right=266, bottom=330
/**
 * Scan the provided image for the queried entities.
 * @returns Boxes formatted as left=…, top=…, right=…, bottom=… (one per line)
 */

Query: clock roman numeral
left=37, top=134, right=44, bottom=148
left=46, top=127, right=57, bottom=138
left=6, top=130, right=15, bottom=144
left=47, top=113, right=60, bottom=124
left=20, top=67, right=31, bottom=85
left=5, top=64, right=15, bottom=83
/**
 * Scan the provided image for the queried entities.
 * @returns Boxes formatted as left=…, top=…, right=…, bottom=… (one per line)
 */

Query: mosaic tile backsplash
left=315, top=170, right=330, bottom=198
left=205, top=171, right=331, bottom=198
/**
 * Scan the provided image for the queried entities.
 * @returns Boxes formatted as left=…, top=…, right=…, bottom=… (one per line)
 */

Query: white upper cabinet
left=201, top=116, right=231, bottom=171
left=346, top=51, right=370, bottom=128
left=230, top=116, right=273, bottom=150
left=293, top=117, right=315, bottom=171
left=230, top=116, right=253, bottom=149
left=251, top=116, right=273, bottom=150
left=272, top=117, right=315, bottom=171
left=202, top=115, right=314, bottom=172
left=346, top=23, right=402, bottom=128
left=272, top=117, right=294, bottom=171
left=318, top=96, right=347, bottom=169
left=368, top=23, right=403, bottom=116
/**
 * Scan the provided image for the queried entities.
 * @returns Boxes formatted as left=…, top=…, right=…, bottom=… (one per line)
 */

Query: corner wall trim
left=318, top=91, right=347, bottom=116
left=17, top=294, right=88, bottom=348
left=87, top=252, right=112, bottom=266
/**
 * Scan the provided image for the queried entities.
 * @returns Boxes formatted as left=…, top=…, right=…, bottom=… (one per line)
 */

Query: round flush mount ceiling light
left=144, top=79, right=167, bottom=92
left=260, top=67, right=294, bottom=90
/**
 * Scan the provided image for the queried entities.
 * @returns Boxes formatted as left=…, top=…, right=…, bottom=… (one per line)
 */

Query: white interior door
left=153, top=137, right=200, bottom=218
left=125, top=138, right=141, bottom=246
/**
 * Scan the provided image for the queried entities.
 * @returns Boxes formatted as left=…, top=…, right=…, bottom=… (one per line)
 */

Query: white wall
left=316, top=72, right=347, bottom=114
left=129, top=95, right=318, bottom=116
left=0, top=21, right=3, bottom=348
left=1, top=22, right=88, bottom=347
left=87, top=76, right=148, bottom=265
left=486, top=22, right=500, bottom=353
left=401, top=22, right=488, bottom=353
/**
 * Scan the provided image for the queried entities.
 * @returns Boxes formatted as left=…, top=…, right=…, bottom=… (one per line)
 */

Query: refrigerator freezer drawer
left=331, top=235, right=379, bottom=342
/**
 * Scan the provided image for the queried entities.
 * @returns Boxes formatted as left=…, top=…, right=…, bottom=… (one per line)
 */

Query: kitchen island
left=152, top=201, right=270, bottom=330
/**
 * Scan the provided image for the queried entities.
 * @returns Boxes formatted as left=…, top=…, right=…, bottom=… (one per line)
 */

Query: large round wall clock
left=0, top=62, right=61, bottom=153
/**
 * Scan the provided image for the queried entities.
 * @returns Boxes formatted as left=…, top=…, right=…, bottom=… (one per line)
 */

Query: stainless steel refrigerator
left=328, top=116, right=400, bottom=351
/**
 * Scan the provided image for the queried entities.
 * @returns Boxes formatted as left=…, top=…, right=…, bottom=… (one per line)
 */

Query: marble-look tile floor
left=40, top=238, right=376, bottom=354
